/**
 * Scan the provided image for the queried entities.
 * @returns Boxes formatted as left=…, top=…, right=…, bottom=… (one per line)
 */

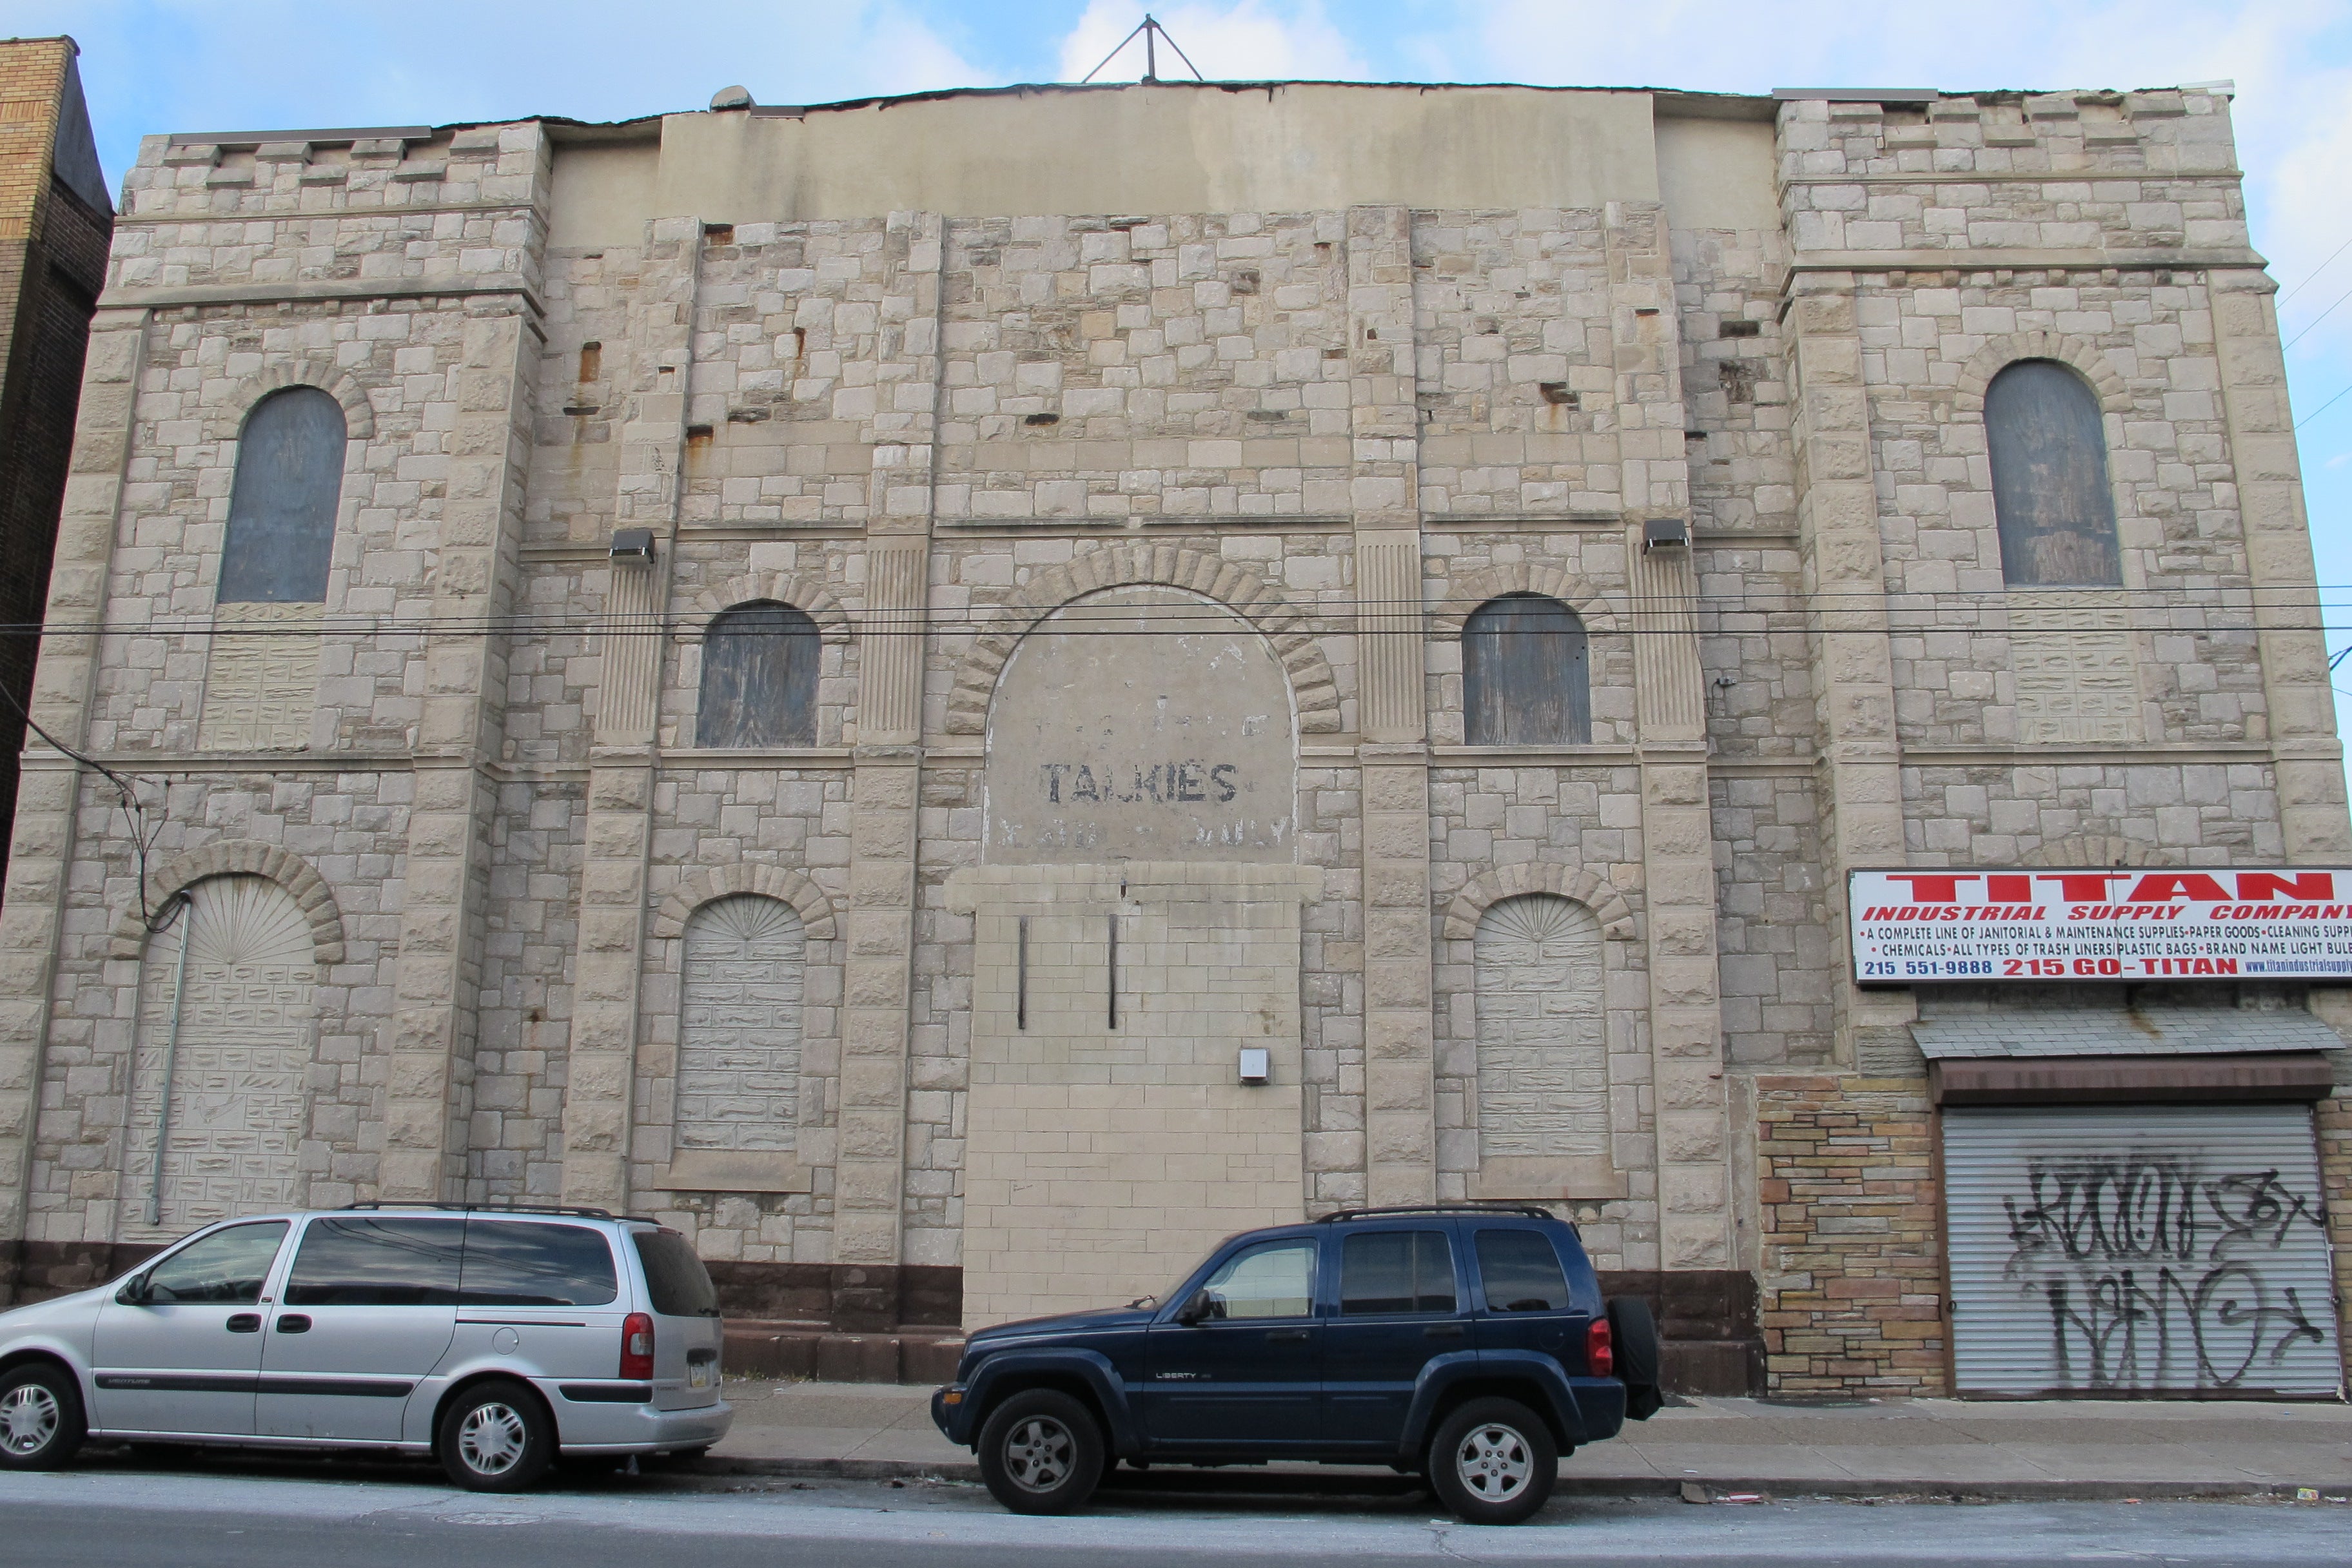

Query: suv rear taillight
left=621, top=1312, right=656, bottom=1380
left=1586, top=1316, right=1614, bottom=1378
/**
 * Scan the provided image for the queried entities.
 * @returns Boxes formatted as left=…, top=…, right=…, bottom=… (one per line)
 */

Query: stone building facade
left=3, top=78, right=2346, bottom=1398
left=0, top=35, right=110, bottom=894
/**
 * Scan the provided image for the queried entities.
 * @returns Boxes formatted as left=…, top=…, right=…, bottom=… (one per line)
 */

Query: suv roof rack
left=338, top=1201, right=625, bottom=1220
left=1313, top=1202, right=1557, bottom=1223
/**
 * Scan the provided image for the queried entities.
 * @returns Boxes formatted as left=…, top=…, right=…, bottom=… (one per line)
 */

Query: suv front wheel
left=1427, top=1397, right=1556, bottom=1525
left=975, top=1389, right=1103, bottom=1515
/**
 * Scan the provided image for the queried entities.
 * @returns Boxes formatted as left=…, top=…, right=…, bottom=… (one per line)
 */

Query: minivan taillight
left=1586, top=1317, right=1614, bottom=1378
left=621, top=1312, right=656, bottom=1380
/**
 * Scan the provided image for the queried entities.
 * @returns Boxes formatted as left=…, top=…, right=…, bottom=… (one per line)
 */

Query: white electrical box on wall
left=1237, top=1047, right=1269, bottom=1086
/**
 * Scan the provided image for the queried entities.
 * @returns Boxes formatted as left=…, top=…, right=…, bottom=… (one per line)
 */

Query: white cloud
left=1056, top=0, right=1371, bottom=84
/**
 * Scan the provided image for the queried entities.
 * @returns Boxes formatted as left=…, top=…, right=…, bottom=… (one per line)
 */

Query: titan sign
left=1849, top=868, right=2352, bottom=984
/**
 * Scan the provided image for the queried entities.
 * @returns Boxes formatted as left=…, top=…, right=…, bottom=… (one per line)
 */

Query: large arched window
left=698, top=601, right=819, bottom=747
left=201, top=387, right=348, bottom=750
left=676, top=894, right=805, bottom=1154
left=1474, top=894, right=1607, bottom=1164
left=1464, top=594, right=1590, bottom=745
left=1986, top=360, right=2120, bottom=587
left=220, top=387, right=346, bottom=604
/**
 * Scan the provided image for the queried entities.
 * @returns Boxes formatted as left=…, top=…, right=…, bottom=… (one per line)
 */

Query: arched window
left=1986, top=360, right=2120, bottom=587
left=1474, top=894, right=1607, bottom=1164
left=1463, top=594, right=1590, bottom=745
left=201, top=387, right=349, bottom=751
left=676, top=895, right=805, bottom=1153
left=698, top=601, right=820, bottom=747
left=220, top=387, right=347, bottom=604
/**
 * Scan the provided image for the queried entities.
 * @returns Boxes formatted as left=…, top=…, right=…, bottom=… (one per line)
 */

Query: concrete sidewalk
left=704, top=1380, right=2352, bottom=1500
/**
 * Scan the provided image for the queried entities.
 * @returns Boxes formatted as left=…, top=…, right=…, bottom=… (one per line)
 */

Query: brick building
left=2, top=77, right=2344, bottom=1398
left=0, top=36, right=110, bottom=894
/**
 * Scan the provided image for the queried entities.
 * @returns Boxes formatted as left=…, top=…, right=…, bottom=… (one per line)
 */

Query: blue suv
left=931, top=1204, right=1661, bottom=1524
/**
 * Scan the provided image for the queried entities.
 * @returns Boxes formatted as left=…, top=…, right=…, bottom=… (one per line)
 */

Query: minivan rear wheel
left=975, top=1389, right=1103, bottom=1515
left=1427, top=1397, right=1556, bottom=1525
left=438, top=1380, right=553, bottom=1492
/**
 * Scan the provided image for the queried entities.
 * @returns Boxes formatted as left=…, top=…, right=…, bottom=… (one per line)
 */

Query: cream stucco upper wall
left=573, top=82, right=1670, bottom=227
left=1654, top=114, right=1781, bottom=233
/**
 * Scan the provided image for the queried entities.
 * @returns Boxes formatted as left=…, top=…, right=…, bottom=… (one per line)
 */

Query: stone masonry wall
left=1755, top=1073, right=1947, bottom=1395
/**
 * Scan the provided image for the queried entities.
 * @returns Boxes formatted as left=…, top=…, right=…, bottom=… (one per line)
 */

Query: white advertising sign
left=1849, top=867, right=2352, bottom=985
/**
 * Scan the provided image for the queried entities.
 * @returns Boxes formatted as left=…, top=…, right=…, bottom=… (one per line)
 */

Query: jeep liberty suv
left=930, top=1204, right=1661, bottom=1524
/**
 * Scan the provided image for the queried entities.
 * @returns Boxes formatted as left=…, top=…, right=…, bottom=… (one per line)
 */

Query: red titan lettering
left=1883, top=874, right=1979, bottom=902
left=1986, top=874, right=2032, bottom=902
left=2234, top=871, right=2335, bottom=901
left=2037, top=872, right=2128, bottom=900
left=2123, top=873, right=2231, bottom=903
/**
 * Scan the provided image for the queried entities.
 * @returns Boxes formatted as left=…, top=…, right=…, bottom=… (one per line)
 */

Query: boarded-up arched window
left=1464, top=594, right=1590, bottom=745
left=677, top=895, right=805, bottom=1152
left=698, top=601, right=819, bottom=747
left=1986, top=360, right=2120, bottom=587
left=126, top=875, right=318, bottom=1233
left=1475, top=894, right=1607, bottom=1162
left=201, top=387, right=348, bottom=750
left=220, top=387, right=346, bottom=605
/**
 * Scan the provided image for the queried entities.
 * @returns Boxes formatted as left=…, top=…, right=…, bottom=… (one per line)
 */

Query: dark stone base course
left=720, top=1264, right=1764, bottom=1394
left=10, top=1246, right=1759, bottom=1396
left=1597, top=1268, right=1765, bottom=1396
left=6, top=1240, right=164, bottom=1305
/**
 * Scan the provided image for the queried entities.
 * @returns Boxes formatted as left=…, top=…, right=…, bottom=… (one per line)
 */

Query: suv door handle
left=1265, top=1328, right=1311, bottom=1342
left=275, top=1315, right=312, bottom=1334
left=225, top=1313, right=261, bottom=1333
left=1424, top=1324, right=1465, bottom=1338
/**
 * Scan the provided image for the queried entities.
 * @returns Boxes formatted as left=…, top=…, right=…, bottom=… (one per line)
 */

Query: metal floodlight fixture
left=1643, top=517, right=1691, bottom=552
left=609, top=527, right=656, bottom=564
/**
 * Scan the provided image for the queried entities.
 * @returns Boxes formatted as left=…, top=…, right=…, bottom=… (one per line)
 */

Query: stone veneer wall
left=1755, top=1075, right=1946, bottom=1396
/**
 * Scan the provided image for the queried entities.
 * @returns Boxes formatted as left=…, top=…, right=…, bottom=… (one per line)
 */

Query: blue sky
left=12, top=0, right=2352, bottom=749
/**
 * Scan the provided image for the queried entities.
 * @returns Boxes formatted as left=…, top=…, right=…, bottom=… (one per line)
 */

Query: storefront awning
left=1910, top=1004, right=2347, bottom=1060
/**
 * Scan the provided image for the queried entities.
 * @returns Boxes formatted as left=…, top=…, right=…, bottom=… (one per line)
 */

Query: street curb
left=691, top=1454, right=2335, bottom=1504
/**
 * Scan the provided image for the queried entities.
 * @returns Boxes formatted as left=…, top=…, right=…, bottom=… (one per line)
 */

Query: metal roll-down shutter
left=1944, top=1104, right=2344, bottom=1396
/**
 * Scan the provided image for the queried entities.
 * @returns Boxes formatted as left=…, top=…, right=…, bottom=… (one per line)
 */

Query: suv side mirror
left=1176, top=1288, right=1224, bottom=1326
left=115, top=1274, right=151, bottom=1306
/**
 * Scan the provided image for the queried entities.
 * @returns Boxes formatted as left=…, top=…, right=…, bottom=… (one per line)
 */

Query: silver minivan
left=0, top=1204, right=732, bottom=1491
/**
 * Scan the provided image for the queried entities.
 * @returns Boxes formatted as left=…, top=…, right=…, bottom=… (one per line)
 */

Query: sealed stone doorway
left=953, top=585, right=1313, bottom=1326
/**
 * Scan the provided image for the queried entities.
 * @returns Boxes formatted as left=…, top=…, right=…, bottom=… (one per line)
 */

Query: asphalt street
left=1, top=1456, right=2347, bottom=1567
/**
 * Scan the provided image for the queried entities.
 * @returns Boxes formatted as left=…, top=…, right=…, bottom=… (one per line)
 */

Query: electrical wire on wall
left=0, top=676, right=181, bottom=936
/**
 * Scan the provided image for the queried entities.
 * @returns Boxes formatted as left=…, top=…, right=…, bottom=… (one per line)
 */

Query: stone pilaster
left=831, top=212, right=943, bottom=1305
left=379, top=309, right=539, bottom=1200
left=1785, top=266, right=1913, bottom=1064
left=2209, top=269, right=2352, bottom=860
left=1349, top=205, right=1435, bottom=1205
left=0, top=306, right=145, bottom=1296
left=1610, top=201, right=1730, bottom=1270
left=560, top=215, right=699, bottom=1211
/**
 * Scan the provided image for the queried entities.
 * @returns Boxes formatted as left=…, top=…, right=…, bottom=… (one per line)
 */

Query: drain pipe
left=146, top=896, right=194, bottom=1227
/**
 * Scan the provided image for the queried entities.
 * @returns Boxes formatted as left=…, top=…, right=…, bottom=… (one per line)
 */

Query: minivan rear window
left=633, top=1230, right=720, bottom=1318
left=285, top=1217, right=464, bottom=1306
left=460, top=1220, right=619, bottom=1307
